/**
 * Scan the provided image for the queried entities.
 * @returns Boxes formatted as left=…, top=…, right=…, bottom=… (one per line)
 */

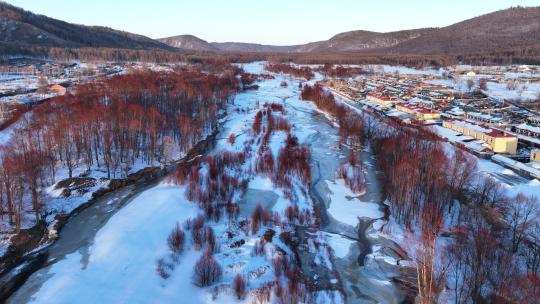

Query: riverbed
left=9, top=62, right=409, bottom=304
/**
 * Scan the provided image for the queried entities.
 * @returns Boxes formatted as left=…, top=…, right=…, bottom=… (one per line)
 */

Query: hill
left=160, top=7, right=539, bottom=57
left=0, top=3, right=538, bottom=64
left=210, top=42, right=296, bottom=53
left=387, top=6, right=540, bottom=55
left=157, top=36, right=297, bottom=53
left=0, top=1, right=172, bottom=50
left=294, top=29, right=436, bottom=52
left=157, top=35, right=218, bottom=52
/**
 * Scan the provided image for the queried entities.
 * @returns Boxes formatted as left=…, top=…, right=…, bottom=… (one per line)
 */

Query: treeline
left=3, top=45, right=539, bottom=67
left=300, top=84, right=364, bottom=147
left=300, top=83, right=540, bottom=302
left=270, top=53, right=458, bottom=68
left=372, top=123, right=540, bottom=303
left=264, top=63, right=314, bottom=80
left=268, top=48, right=540, bottom=68
left=0, top=43, right=222, bottom=64
left=0, top=67, right=239, bottom=232
left=316, top=64, right=367, bottom=78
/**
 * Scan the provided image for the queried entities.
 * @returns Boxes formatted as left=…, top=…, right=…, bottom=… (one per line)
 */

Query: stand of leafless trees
left=0, top=65, right=239, bottom=232
left=299, top=81, right=540, bottom=302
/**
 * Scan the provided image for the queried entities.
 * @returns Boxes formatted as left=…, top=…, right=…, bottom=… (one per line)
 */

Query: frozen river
left=9, top=62, right=407, bottom=304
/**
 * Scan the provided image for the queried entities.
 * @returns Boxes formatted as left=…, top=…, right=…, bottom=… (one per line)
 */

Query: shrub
left=252, top=238, right=266, bottom=257
left=167, top=223, right=185, bottom=255
left=232, top=273, right=246, bottom=299
left=205, top=226, right=218, bottom=253
left=272, top=255, right=285, bottom=277
left=193, top=250, right=223, bottom=287
left=228, top=133, right=236, bottom=145
left=156, top=258, right=174, bottom=279
left=253, top=111, right=263, bottom=134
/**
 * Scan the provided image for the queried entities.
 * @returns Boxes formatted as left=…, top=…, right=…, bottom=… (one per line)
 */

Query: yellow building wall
left=368, top=96, right=394, bottom=107
left=396, top=105, right=415, bottom=114
left=488, top=137, right=517, bottom=154
left=418, top=112, right=441, bottom=120
left=442, top=121, right=517, bottom=154
left=531, top=150, right=540, bottom=163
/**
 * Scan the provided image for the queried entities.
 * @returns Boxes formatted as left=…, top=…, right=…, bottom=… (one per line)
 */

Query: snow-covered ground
left=20, top=185, right=203, bottom=303
left=326, top=179, right=383, bottom=226
left=426, top=76, right=540, bottom=101
left=9, top=62, right=347, bottom=303
left=367, top=65, right=444, bottom=77
left=18, top=61, right=540, bottom=303
left=432, top=125, right=540, bottom=201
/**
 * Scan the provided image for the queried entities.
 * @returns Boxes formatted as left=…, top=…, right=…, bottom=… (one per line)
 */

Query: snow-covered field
left=426, top=75, right=540, bottom=101
left=23, top=185, right=202, bottom=303
left=367, top=65, right=444, bottom=77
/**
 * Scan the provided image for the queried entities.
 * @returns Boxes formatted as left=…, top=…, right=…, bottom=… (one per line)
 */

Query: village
left=0, top=59, right=166, bottom=126
left=321, top=65, right=540, bottom=180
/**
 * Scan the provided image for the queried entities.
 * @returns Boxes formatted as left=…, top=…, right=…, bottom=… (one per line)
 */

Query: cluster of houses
left=0, top=82, right=70, bottom=124
left=0, top=59, right=139, bottom=126
left=0, top=60, right=182, bottom=127
left=322, top=74, right=540, bottom=176
left=395, top=103, right=441, bottom=120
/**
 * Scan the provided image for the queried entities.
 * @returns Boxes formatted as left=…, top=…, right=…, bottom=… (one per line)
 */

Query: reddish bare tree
left=505, top=193, right=538, bottom=253
left=232, top=273, right=246, bottom=299
left=167, top=222, right=185, bottom=256
left=193, top=250, right=222, bottom=287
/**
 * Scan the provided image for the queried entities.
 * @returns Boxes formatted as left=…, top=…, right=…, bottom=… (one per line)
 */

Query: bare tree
left=478, top=78, right=488, bottom=91
left=193, top=250, right=222, bottom=287
left=522, top=220, right=540, bottom=274
left=232, top=273, right=246, bottom=299
left=414, top=206, right=445, bottom=304
left=167, top=222, right=185, bottom=256
left=505, top=194, right=538, bottom=253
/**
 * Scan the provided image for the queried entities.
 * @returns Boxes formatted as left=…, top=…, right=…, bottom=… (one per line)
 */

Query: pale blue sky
left=6, top=0, right=540, bottom=45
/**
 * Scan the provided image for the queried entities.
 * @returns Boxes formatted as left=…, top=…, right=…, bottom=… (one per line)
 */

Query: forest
left=0, top=65, right=240, bottom=232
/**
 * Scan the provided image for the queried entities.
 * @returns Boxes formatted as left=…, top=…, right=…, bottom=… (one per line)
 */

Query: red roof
left=368, top=94, right=391, bottom=101
left=416, top=108, right=438, bottom=114
left=485, top=130, right=514, bottom=138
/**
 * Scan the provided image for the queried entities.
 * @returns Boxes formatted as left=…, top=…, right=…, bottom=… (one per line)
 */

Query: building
left=532, top=149, right=540, bottom=163
left=442, top=119, right=518, bottom=154
left=366, top=94, right=396, bottom=107
left=416, top=108, right=441, bottom=120
left=515, top=123, right=540, bottom=138
left=395, top=103, right=441, bottom=120
left=465, top=112, right=502, bottom=125
left=49, top=84, right=67, bottom=95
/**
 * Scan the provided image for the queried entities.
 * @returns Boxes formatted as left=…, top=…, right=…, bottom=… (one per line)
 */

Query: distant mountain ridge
left=160, top=7, right=540, bottom=55
left=294, top=29, right=436, bottom=52
left=157, top=35, right=297, bottom=53
left=210, top=42, right=297, bottom=53
left=387, top=6, right=540, bottom=54
left=0, top=2, right=538, bottom=59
